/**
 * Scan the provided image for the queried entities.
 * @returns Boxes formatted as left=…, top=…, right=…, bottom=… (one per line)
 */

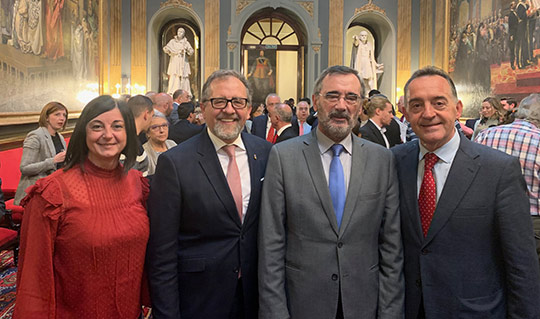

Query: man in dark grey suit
left=258, top=65, right=404, bottom=319
left=392, top=66, right=540, bottom=318
left=270, top=103, right=298, bottom=143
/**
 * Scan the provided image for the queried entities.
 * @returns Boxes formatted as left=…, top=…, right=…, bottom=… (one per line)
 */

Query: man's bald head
left=154, top=93, right=173, bottom=116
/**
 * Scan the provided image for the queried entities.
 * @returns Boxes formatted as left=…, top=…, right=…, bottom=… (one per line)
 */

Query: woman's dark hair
left=38, top=102, right=68, bottom=130
left=63, top=95, right=138, bottom=173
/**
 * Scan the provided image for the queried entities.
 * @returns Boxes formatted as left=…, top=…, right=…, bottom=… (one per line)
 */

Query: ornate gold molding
left=312, top=45, right=321, bottom=52
left=228, top=25, right=232, bottom=36
left=236, top=0, right=254, bottom=15
left=228, top=43, right=237, bottom=51
left=160, top=0, right=192, bottom=8
left=298, top=1, right=314, bottom=17
left=355, top=0, right=386, bottom=16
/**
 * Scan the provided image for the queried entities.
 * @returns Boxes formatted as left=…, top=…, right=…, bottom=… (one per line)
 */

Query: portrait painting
left=449, top=0, right=540, bottom=117
left=0, top=0, right=100, bottom=119
left=243, top=46, right=276, bottom=106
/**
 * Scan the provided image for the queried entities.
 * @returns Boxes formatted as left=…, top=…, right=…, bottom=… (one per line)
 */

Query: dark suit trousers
left=230, top=278, right=245, bottom=319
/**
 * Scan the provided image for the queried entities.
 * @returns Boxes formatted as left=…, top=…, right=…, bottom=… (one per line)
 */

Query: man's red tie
left=266, top=126, right=276, bottom=143
left=418, top=152, right=439, bottom=237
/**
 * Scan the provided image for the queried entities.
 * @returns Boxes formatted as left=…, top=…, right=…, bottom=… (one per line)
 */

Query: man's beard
left=318, top=109, right=357, bottom=142
left=212, top=115, right=243, bottom=141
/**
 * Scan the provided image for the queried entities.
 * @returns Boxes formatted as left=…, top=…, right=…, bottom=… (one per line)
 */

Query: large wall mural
left=449, top=0, right=540, bottom=117
left=0, top=0, right=99, bottom=114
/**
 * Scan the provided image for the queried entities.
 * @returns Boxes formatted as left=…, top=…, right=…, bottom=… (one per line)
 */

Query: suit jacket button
left=416, top=279, right=422, bottom=287
left=331, top=274, right=338, bottom=281
left=233, top=268, right=239, bottom=273
left=337, top=242, right=343, bottom=248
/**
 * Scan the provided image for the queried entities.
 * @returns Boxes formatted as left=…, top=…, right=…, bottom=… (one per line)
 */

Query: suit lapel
left=242, top=134, right=262, bottom=229
left=302, top=132, right=339, bottom=235
left=339, top=136, right=367, bottom=236
left=197, top=131, right=242, bottom=227
left=399, top=142, right=424, bottom=243
left=423, top=137, right=480, bottom=246
left=369, top=121, right=386, bottom=147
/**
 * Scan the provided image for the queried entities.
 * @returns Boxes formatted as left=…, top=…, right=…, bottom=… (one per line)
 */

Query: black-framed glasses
left=207, top=98, right=249, bottom=109
left=319, top=92, right=361, bottom=105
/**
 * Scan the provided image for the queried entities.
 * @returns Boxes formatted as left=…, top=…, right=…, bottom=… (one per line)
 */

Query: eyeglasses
left=319, top=92, right=361, bottom=104
left=149, top=123, right=169, bottom=131
left=207, top=98, right=249, bottom=109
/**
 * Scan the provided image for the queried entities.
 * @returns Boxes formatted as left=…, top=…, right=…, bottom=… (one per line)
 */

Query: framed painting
left=0, top=0, right=100, bottom=127
left=243, top=46, right=277, bottom=106
left=449, top=0, right=540, bottom=117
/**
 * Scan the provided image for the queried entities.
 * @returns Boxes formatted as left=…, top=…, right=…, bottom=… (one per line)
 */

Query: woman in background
left=14, top=102, right=68, bottom=205
left=14, top=95, right=149, bottom=318
left=472, top=97, right=504, bottom=140
left=142, top=114, right=176, bottom=175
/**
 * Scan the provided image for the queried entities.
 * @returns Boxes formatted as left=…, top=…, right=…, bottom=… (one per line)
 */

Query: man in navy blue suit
left=147, top=70, right=272, bottom=319
left=392, top=66, right=540, bottom=318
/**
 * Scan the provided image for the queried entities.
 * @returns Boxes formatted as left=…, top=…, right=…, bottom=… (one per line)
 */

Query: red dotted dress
left=14, top=159, right=149, bottom=319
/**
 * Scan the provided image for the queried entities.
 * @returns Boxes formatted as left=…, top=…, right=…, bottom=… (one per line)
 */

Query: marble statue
left=350, top=30, right=383, bottom=91
left=163, top=27, right=194, bottom=95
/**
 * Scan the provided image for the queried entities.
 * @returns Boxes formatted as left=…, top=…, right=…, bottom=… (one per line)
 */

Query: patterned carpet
left=0, top=251, right=16, bottom=319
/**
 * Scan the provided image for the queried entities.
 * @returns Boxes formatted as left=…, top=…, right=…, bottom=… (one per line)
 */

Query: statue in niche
left=350, top=30, right=383, bottom=91
left=163, top=27, right=194, bottom=95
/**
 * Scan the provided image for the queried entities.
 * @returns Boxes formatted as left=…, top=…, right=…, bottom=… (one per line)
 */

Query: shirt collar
left=206, top=127, right=246, bottom=151
left=277, top=123, right=292, bottom=136
left=316, top=127, right=353, bottom=155
left=418, top=128, right=460, bottom=164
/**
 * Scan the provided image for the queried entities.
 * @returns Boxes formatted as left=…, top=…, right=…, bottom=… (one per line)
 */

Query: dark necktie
left=418, top=152, right=439, bottom=237
left=329, top=144, right=346, bottom=228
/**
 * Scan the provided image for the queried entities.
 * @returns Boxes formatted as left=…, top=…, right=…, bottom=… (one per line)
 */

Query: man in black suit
left=393, top=66, right=540, bottom=318
left=147, top=70, right=272, bottom=319
left=168, top=101, right=204, bottom=144
left=270, top=103, right=298, bottom=143
left=251, top=93, right=280, bottom=142
left=358, top=95, right=396, bottom=148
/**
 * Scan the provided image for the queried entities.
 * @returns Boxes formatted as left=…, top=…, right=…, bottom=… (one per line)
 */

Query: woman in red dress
left=14, top=95, right=149, bottom=318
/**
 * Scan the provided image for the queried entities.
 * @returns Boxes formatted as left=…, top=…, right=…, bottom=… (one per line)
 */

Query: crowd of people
left=3, top=64, right=540, bottom=318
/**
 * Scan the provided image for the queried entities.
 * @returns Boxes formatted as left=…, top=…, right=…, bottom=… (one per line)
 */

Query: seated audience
left=143, top=115, right=177, bottom=175
left=14, top=102, right=68, bottom=205
left=14, top=95, right=149, bottom=318
left=471, top=96, right=504, bottom=140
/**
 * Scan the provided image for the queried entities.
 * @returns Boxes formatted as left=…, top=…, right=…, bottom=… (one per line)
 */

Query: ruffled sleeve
left=13, top=176, right=63, bottom=319
left=20, top=175, right=65, bottom=220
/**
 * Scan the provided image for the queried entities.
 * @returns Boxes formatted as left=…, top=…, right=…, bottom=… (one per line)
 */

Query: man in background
left=169, top=89, right=191, bottom=125
left=251, top=93, right=280, bottom=142
left=270, top=103, right=297, bottom=143
left=168, top=101, right=204, bottom=144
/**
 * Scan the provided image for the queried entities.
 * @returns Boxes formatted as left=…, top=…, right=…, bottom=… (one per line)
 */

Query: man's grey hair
left=274, top=103, right=293, bottom=123
left=201, top=70, right=252, bottom=104
left=515, top=93, right=540, bottom=127
left=404, top=66, right=458, bottom=105
left=313, top=65, right=365, bottom=99
left=265, top=93, right=280, bottom=105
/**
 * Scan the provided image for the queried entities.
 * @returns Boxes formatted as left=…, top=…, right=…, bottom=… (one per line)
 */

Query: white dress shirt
left=369, top=119, right=390, bottom=149
left=417, top=129, right=460, bottom=201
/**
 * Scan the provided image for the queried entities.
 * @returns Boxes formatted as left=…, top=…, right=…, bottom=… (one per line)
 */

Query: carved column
left=99, top=0, right=110, bottom=94
left=131, top=0, right=146, bottom=90
left=397, top=0, right=412, bottom=93
left=205, top=0, right=219, bottom=79
left=110, top=0, right=122, bottom=93
left=328, top=0, right=344, bottom=66
left=433, top=0, right=448, bottom=69
left=419, top=0, right=433, bottom=68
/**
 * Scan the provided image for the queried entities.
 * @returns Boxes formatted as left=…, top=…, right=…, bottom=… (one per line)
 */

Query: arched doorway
left=241, top=9, right=306, bottom=105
